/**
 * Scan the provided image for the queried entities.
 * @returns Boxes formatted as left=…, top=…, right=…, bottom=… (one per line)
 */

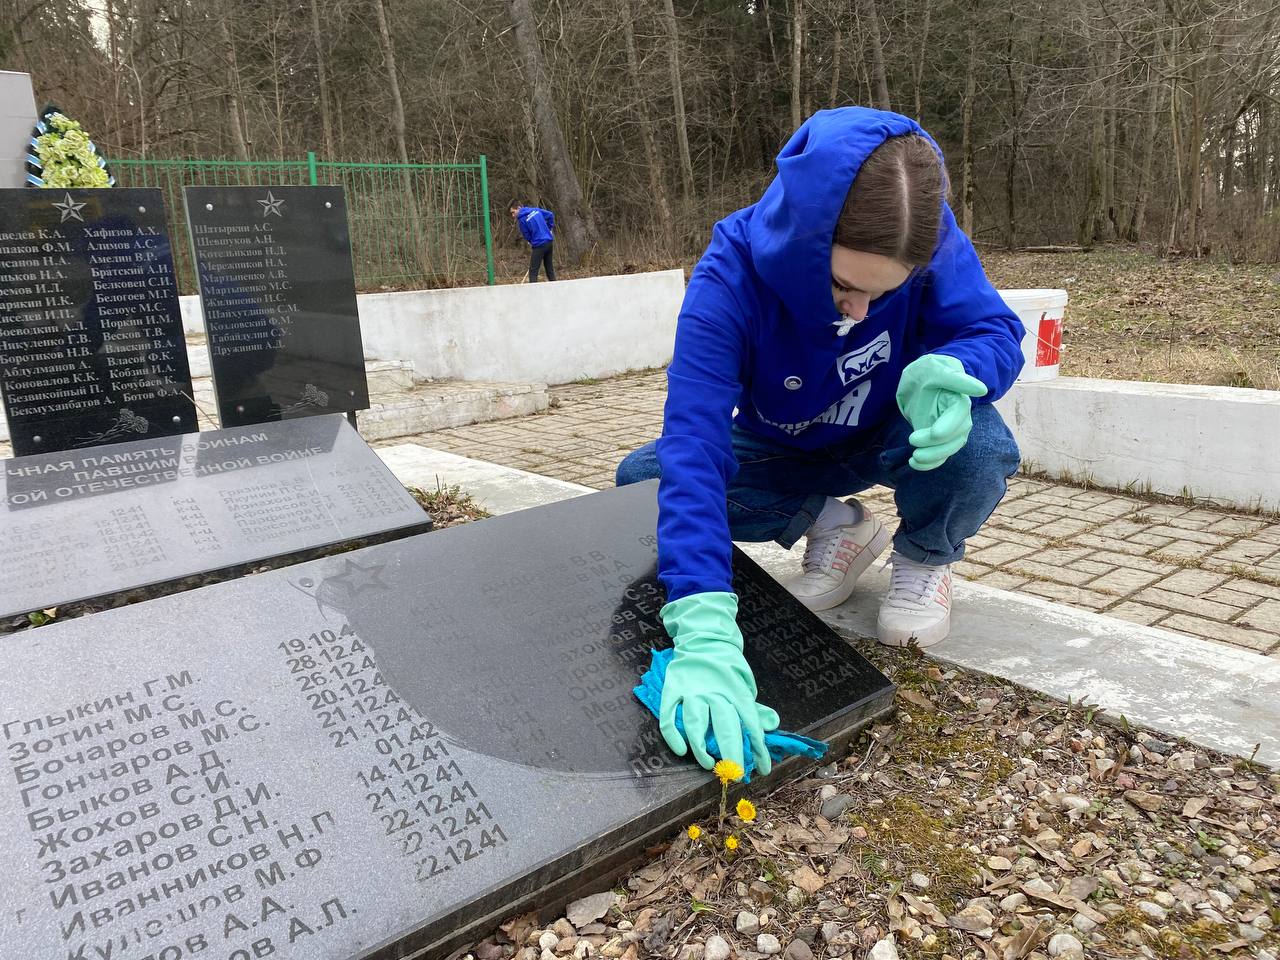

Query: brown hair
left=834, top=135, right=947, bottom=267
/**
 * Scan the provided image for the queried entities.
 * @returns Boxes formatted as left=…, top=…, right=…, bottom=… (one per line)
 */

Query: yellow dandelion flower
left=736, top=798, right=757, bottom=822
left=686, top=824, right=702, bottom=841
left=724, top=835, right=739, bottom=851
left=714, top=759, right=745, bottom=785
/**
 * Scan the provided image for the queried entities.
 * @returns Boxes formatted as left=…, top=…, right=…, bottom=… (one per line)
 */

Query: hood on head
left=748, top=107, right=940, bottom=333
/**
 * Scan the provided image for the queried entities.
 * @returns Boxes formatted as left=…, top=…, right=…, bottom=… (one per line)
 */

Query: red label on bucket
left=1036, top=313, right=1062, bottom=367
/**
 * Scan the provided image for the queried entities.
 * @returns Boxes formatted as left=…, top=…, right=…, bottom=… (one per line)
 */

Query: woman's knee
left=615, top=442, right=661, bottom=486
left=962, top=404, right=1021, bottom=477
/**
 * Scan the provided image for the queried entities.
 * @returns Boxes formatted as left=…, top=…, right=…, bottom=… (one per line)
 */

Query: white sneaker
left=785, top=504, right=890, bottom=612
left=877, top=552, right=953, bottom=647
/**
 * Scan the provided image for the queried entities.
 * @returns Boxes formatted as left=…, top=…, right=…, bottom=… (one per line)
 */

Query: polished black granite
left=183, top=186, right=369, bottom=427
left=0, top=187, right=197, bottom=456
left=0, top=414, right=429, bottom=619
left=0, top=480, right=893, bottom=959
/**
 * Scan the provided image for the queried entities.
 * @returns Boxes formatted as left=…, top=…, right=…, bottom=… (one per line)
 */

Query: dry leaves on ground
left=474, top=647, right=1279, bottom=960
left=981, top=248, right=1280, bottom=391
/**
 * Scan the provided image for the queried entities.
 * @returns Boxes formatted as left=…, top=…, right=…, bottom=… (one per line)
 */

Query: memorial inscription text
left=0, top=188, right=195, bottom=455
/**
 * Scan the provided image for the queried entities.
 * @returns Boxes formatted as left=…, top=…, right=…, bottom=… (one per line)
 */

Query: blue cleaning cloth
left=633, top=647, right=828, bottom=782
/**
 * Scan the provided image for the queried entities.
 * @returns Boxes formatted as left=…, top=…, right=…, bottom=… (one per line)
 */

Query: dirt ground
left=978, top=248, right=1280, bottom=391
left=470, top=647, right=1280, bottom=960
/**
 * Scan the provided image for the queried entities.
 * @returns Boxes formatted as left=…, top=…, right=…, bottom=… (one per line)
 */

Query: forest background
left=4, top=0, right=1280, bottom=262
left=4, top=0, right=1280, bottom=388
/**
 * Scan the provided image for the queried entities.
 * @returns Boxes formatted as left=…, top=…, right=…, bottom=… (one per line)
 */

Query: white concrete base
left=357, top=381, right=548, bottom=442
left=377, top=444, right=1280, bottom=767
left=997, top=377, right=1280, bottom=513
left=180, top=268, right=684, bottom=385
left=743, top=541, right=1280, bottom=767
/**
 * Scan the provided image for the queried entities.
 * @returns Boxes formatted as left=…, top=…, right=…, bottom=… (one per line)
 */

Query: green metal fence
left=112, top=152, right=495, bottom=293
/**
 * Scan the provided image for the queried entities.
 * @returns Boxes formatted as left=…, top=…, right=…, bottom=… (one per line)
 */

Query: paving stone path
left=390, top=370, right=1280, bottom=659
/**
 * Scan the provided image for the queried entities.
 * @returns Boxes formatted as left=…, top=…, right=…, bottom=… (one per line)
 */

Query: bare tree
left=959, top=4, right=976, bottom=234
left=370, top=0, right=409, bottom=164
left=310, top=0, right=335, bottom=157
left=10, top=0, right=1280, bottom=266
left=507, top=0, right=598, bottom=261
left=791, top=0, right=804, bottom=130
left=659, top=0, right=695, bottom=200
left=863, top=0, right=890, bottom=111
left=622, top=0, right=675, bottom=249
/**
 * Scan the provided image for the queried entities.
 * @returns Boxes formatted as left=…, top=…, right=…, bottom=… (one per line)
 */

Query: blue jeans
left=615, top=404, right=1020, bottom=565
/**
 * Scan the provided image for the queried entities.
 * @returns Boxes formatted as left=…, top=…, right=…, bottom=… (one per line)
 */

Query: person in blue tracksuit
left=509, top=201, right=557, bottom=282
left=616, top=107, right=1025, bottom=775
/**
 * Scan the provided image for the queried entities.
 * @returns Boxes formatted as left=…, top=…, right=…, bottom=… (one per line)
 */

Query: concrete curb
left=997, top=377, right=1280, bottom=513
left=376, top=442, right=1280, bottom=767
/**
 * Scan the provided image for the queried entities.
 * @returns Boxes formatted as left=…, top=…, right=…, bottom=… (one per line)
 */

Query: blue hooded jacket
left=656, top=107, right=1024, bottom=604
left=516, top=205, right=555, bottom=247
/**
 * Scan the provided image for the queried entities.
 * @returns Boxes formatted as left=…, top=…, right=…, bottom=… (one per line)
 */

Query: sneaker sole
left=875, top=612, right=951, bottom=648
left=792, top=521, right=892, bottom=613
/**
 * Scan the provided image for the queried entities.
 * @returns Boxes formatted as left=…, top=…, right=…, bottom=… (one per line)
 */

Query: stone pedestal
left=0, top=71, right=37, bottom=189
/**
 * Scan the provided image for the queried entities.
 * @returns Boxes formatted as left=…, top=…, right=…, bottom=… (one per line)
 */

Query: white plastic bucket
left=999, top=288, right=1068, bottom=383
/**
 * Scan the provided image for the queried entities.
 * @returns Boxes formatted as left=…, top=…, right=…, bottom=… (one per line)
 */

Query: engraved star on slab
left=257, top=190, right=285, bottom=217
left=325, top=558, right=388, bottom=597
left=52, top=192, right=86, bottom=223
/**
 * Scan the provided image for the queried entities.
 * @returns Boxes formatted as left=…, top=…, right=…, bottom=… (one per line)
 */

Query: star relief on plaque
left=51, top=192, right=86, bottom=222
left=257, top=190, right=286, bottom=217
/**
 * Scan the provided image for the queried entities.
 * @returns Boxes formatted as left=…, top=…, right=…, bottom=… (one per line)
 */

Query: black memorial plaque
left=0, top=480, right=893, bottom=960
left=183, top=185, right=369, bottom=427
left=0, top=413, right=430, bottom=619
left=0, top=188, right=197, bottom=456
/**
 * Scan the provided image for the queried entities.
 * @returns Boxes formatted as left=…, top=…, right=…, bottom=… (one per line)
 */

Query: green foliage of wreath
left=32, top=112, right=112, bottom=189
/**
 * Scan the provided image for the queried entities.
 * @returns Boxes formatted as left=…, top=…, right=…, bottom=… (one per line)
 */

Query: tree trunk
left=1003, top=11, right=1017, bottom=248
left=863, top=0, right=890, bottom=111
left=1259, top=101, right=1274, bottom=211
left=1168, top=79, right=1183, bottom=251
left=106, top=0, right=122, bottom=156
left=790, top=0, right=804, bottom=130
left=761, top=0, right=779, bottom=68
left=911, top=4, right=931, bottom=122
left=216, top=10, right=249, bottom=160
left=622, top=0, right=675, bottom=251
left=1126, top=67, right=1160, bottom=240
left=522, top=99, right=539, bottom=195
left=310, top=0, right=335, bottom=158
left=507, top=0, right=598, bottom=261
left=960, top=13, right=976, bottom=235
left=1221, top=123, right=1236, bottom=199
left=1264, top=102, right=1274, bottom=211
left=1101, top=40, right=1118, bottom=238
left=660, top=0, right=695, bottom=200
left=1187, top=63, right=1204, bottom=253
left=1078, top=86, right=1106, bottom=247
left=371, top=0, right=428, bottom=270
left=828, top=15, right=842, bottom=106
left=370, top=0, right=409, bottom=164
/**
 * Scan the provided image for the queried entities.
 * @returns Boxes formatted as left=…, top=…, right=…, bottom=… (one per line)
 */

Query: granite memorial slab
left=0, top=480, right=894, bottom=960
left=183, top=185, right=369, bottom=427
left=0, top=413, right=430, bottom=619
left=0, top=187, right=197, bottom=456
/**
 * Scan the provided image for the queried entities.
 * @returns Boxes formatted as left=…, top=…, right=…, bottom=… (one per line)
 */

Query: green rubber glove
left=659, top=592, right=781, bottom=775
left=896, top=354, right=989, bottom=472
